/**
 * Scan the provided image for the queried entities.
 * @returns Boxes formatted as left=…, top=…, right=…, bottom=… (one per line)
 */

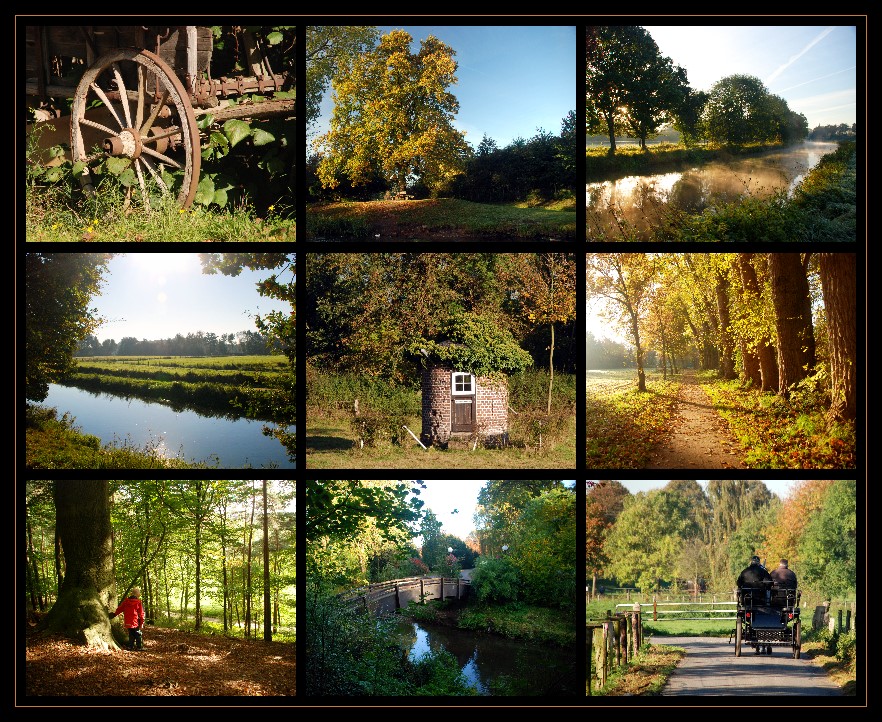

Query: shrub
left=470, top=556, right=520, bottom=605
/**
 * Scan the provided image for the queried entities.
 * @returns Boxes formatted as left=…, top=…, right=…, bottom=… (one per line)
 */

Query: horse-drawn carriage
left=24, top=24, right=295, bottom=209
left=733, top=580, right=802, bottom=658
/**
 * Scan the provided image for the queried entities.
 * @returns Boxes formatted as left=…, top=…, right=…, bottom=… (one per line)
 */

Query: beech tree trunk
left=715, top=271, right=737, bottom=380
left=737, top=253, right=778, bottom=391
left=769, top=253, right=815, bottom=395
left=43, top=482, right=122, bottom=649
left=819, top=253, right=857, bottom=421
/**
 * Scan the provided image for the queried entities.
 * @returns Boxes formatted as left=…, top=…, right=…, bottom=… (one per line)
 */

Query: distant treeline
left=75, top=329, right=277, bottom=358
left=807, top=123, right=857, bottom=141
left=586, top=332, right=695, bottom=370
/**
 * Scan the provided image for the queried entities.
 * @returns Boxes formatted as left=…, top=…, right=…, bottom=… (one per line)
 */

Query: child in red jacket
left=110, top=587, right=145, bottom=650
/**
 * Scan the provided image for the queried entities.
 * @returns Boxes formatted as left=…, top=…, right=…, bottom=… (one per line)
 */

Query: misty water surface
left=586, top=141, right=838, bottom=240
left=37, top=383, right=295, bottom=469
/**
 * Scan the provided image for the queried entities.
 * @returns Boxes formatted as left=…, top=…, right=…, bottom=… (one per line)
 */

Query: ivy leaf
left=116, top=167, right=137, bottom=187
left=105, top=157, right=132, bottom=175
left=251, top=128, right=276, bottom=147
left=223, top=119, right=252, bottom=148
left=266, top=31, right=283, bottom=45
left=195, top=176, right=216, bottom=206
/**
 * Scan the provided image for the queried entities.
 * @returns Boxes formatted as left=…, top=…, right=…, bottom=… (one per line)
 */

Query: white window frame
left=450, top=372, right=475, bottom=395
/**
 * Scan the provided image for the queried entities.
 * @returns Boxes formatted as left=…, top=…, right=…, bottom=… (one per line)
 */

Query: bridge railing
left=338, top=575, right=471, bottom=613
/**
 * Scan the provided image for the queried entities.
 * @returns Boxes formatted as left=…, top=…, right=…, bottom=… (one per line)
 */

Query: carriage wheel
left=792, top=620, right=801, bottom=659
left=734, top=617, right=742, bottom=657
left=70, top=48, right=201, bottom=210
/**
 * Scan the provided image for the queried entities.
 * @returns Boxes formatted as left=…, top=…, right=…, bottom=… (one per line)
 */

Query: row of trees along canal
left=25, top=481, right=296, bottom=648
left=304, top=480, right=577, bottom=697
left=586, top=26, right=813, bottom=152
left=586, top=253, right=857, bottom=424
left=306, top=27, right=575, bottom=204
left=24, top=253, right=297, bottom=460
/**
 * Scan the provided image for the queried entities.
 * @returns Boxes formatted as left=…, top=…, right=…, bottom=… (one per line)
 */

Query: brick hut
left=419, top=342, right=510, bottom=447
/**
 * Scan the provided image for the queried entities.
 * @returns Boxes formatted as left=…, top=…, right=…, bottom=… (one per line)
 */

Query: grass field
left=306, top=416, right=576, bottom=469
left=305, top=197, right=577, bottom=241
left=585, top=369, right=680, bottom=469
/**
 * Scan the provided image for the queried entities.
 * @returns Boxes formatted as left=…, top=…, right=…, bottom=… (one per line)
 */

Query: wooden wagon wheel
left=70, top=48, right=200, bottom=210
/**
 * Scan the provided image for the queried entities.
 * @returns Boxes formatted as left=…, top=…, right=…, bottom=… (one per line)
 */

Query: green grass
left=305, top=416, right=576, bottom=469
left=456, top=604, right=577, bottom=647
left=305, top=197, right=576, bottom=241
left=585, top=369, right=680, bottom=468
left=25, top=404, right=215, bottom=469
left=698, top=373, right=856, bottom=469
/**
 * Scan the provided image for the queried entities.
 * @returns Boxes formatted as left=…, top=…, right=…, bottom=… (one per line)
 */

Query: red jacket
left=114, top=597, right=145, bottom=629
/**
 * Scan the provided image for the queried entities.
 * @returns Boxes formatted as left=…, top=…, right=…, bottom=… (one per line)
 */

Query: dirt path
left=645, top=371, right=747, bottom=470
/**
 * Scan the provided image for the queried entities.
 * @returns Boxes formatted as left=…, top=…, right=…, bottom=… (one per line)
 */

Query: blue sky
left=89, top=254, right=293, bottom=344
left=642, top=25, right=858, bottom=128
left=309, top=25, right=577, bottom=149
left=411, top=480, right=576, bottom=542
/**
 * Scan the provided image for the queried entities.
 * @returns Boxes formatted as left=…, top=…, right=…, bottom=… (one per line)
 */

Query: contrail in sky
left=765, top=26, right=837, bottom=84
left=778, top=66, right=856, bottom=92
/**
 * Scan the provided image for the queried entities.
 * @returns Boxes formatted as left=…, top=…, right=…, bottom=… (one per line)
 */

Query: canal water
left=37, top=383, right=295, bottom=469
left=586, top=141, right=839, bottom=240
left=392, top=617, right=577, bottom=696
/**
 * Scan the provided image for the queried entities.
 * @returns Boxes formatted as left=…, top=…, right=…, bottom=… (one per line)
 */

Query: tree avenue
left=315, top=29, right=471, bottom=195
left=586, top=252, right=857, bottom=425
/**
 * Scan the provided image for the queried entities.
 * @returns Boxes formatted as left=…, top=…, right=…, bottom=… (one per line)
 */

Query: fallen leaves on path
left=25, top=625, right=295, bottom=697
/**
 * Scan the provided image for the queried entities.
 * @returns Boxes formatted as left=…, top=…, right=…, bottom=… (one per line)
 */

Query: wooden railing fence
left=586, top=607, right=642, bottom=695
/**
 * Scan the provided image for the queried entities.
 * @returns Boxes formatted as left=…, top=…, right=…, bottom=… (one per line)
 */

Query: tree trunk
left=737, top=253, right=778, bottom=391
left=263, top=480, right=272, bottom=642
left=547, top=322, right=555, bottom=415
left=605, top=110, right=617, bottom=153
left=769, top=253, right=815, bottom=395
left=43, top=482, right=121, bottom=649
left=818, top=253, right=857, bottom=421
left=715, top=270, right=737, bottom=380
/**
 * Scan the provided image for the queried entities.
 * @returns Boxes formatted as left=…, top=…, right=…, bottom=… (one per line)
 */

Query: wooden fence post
left=619, top=614, right=628, bottom=666
left=600, top=621, right=609, bottom=688
left=586, top=626, right=594, bottom=696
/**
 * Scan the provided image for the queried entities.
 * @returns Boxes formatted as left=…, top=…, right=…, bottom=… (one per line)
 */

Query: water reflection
left=37, top=383, right=295, bottom=469
left=394, top=618, right=576, bottom=696
left=586, top=141, right=838, bottom=240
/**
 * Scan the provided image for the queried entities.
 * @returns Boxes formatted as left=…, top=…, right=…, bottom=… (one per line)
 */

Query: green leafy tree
left=306, top=26, right=379, bottom=130
left=586, top=26, right=637, bottom=152
left=315, top=29, right=470, bottom=194
left=798, top=480, right=856, bottom=597
left=25, top=253, right=113, bottom=402
left=605, top=489, right=700, bottom=592
left=701, top=74, right=777, bottom=147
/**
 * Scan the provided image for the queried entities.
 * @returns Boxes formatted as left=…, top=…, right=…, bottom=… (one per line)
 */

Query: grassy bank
left=586, top=141, right=783, bottom=182
left=64, top=355, right=293, bottom=422
left=305, top=197, right=577, bottom=241
left=25, top=404, right=212, bottom=469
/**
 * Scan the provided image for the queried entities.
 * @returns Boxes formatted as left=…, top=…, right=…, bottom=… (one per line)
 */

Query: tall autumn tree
left=586, top=253, right=658, bottom=391
left=25, top=253, right=113, bottom=402
left=818, top=253, right=857, bottom=421
left=585, top=481, right=630, bottom=595
left=768, top=253, right=816, bottom=395
left=315, top=29, right=471, bottom=194
left=305, top=26, right=379, bottom=130
left=505, top=253, right=577, bottom=413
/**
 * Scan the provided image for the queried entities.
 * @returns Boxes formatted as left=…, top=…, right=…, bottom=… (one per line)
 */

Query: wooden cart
left=25, top=25, right=295, bottom=209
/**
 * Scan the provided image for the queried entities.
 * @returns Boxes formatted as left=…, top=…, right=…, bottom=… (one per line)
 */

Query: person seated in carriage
left=769, top=558, right=799, bottom=608
left=736, top=555, right=772, bottom=605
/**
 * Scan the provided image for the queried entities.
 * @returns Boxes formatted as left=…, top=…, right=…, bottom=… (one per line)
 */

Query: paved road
left=650, top=636, right=843, bottom=696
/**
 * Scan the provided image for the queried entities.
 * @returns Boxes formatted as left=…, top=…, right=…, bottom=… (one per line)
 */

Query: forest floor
left=24, top=625, right=295, bottom=697
left=644, top=371, right=747, bottom=470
